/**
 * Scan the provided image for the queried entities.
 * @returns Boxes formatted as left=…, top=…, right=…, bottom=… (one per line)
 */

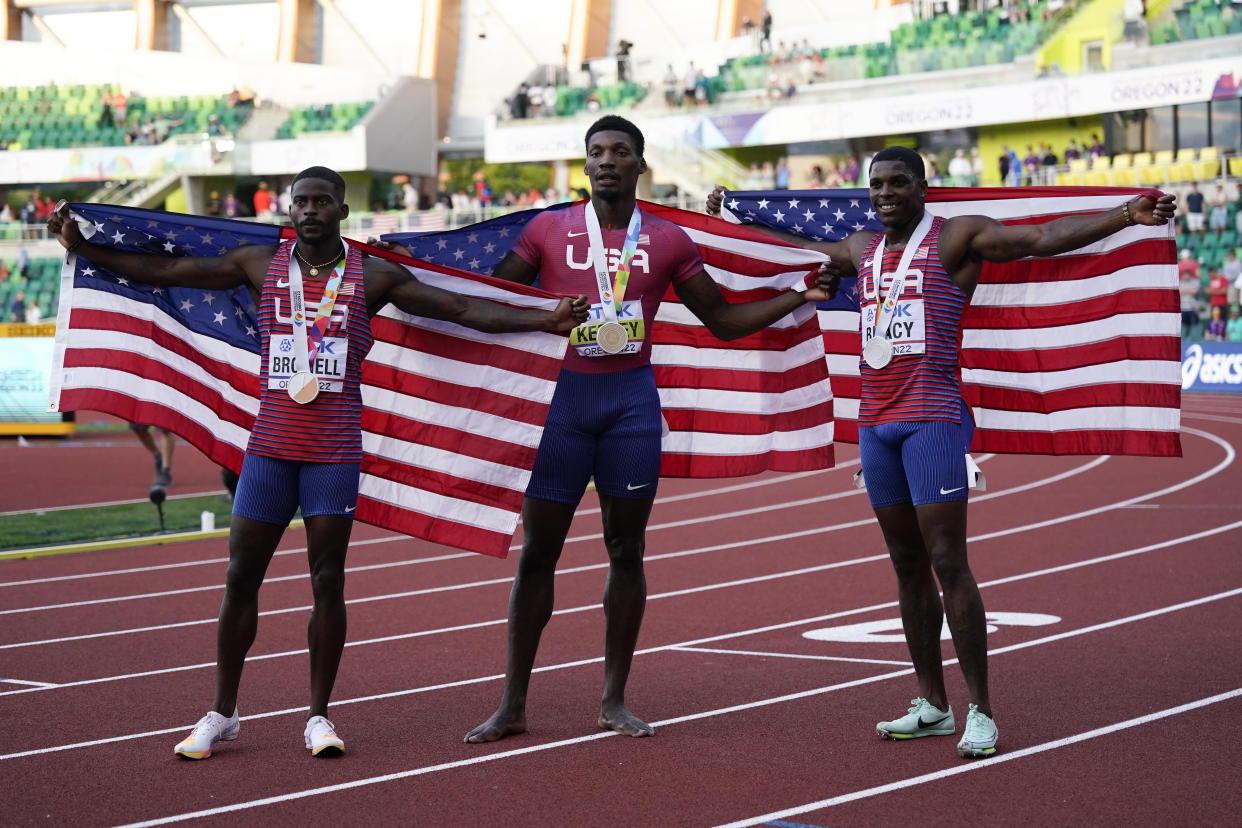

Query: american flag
left=385, top=201, right=836, bottom=477
left=48, top=204, right=572, bottom=558
left=720, top=186, right=1182, bottom=456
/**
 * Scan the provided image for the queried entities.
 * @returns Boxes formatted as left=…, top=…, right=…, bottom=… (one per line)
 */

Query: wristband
left=1121, top=201, right=1135, bottom=226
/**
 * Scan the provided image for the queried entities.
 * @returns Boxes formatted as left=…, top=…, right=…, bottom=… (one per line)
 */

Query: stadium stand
left=273, top=101, right=375, bottom=139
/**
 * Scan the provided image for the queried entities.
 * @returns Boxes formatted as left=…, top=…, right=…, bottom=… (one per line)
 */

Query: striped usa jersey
left=857, top=215, right=969, bottom=425
left=249, top=241, right=373, bottom=462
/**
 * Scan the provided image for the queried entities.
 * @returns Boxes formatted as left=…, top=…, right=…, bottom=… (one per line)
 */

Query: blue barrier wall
left=1182, top=341, right=1242, bottom=394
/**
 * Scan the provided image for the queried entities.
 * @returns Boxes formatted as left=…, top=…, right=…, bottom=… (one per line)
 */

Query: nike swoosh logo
left=939, top=486, right=965, bottom=495
left=625, top=482, right=651, bottom=491
left=344, top=506, right=355, bottom=512
left=567, top=230, right=588, bottom=237
left=917, top=714, right=949, bottom=728
left=277, top=278, right=291, bottom=287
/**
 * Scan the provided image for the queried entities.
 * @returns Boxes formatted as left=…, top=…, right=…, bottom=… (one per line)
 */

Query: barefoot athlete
left=461, top=116, right=838, bottom=742
left=48, top=166, right=589, bottom=759
left=709, top=145, right=1175, bottom=757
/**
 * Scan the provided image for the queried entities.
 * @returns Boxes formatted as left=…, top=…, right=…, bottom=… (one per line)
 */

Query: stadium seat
left=1195, top=147, right=1220, bottom=179
left=1141, top=150, right=1173, bottom=186
left=1172, top=148, right=1197, bottom=182
left=1229, top=156, right=1242, bottom=178
left=1110, top=154, right=1136, bottom=186
left=1057, top=158, right=1088, bottom=187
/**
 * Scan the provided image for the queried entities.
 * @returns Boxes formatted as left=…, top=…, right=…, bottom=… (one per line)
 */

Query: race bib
left=861, top=270, right=926, bottom=358
left=267, top=335, right=350, bottom=393
left=570, top=300, right=645, bottom=357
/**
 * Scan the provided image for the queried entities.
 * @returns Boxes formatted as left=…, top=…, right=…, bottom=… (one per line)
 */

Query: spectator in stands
left=402, top=181, right=418, bottom=214
left=25, top=300, right=41, bottom=324
left=1236, top=187, right=1242, bottom=235
left=1022, top=145, right=1040, bottom=186
left=223, top=192, right=241, bottom=218
left=1209, top=267, right=1229, bottom=314
left=253, top=181, right=275, bottom=219
left=98, top=87, right=114, bottom=131
left=1123, top=0, right=1148, bottom=44
left=1064, top=139, right=1080, bottom=162
left=16, top=245, right=28, bottom=278
left=1209, top=184, right=1229, bottom=232
left=1087, top=134, right=1105, bottom=164
left=683, top=62, right=700, bottom=107
left=761, top=8, right=773, bottom=53
left=1224, top=250, right=1241, bottom=298
left=511, top=83, right=530, bottom=119
left=19, top=193, right=39, bottom=239
left=775, top=157, right=790, bottom=189
left=207, top=114, right=226, bottom=138
left=8, top=289, right=26, bottom=322
left=948, top=149, right=972, bottom=184
left=1180, top=265, right=1203, bottom=338
left=1204, top=306, right=1226, bottom=341
left=113, top=88, right=128, bottom=127
left=616, top=39, right=632, bottom=83
left=0, top=259, right=9, bottom=282
left=998, top=146, right=1012, bottom=186
left=1185, top=182, right=1205, bottom=235
left=1227, top=306, right=1242, bottom=343
left=662, top=65, right=679, bottom=108
left=0, top=202, right=12, bottom=223
left=1040, top=143, right=1058, bottom=185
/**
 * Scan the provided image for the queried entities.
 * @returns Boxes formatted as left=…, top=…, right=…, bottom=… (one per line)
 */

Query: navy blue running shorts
left=857, top=399, right=975, bottom=509
left=526, top=365, right=663, bottom=505
left=232, top=453, right=360, bottom=525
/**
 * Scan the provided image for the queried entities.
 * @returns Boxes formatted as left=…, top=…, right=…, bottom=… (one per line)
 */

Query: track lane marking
left=669, top=646, right=913, bottom=666
left=0, top=456, right=1087, bottom=621
left=87, top=589, right=1241, bottom=826
left=0, top=466, right=857, bottom=588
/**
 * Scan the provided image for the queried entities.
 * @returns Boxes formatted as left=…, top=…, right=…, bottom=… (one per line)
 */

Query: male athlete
left=709, top=146, right=1174, bottom=757
left=463, top=115, right=837, bottom=742
left=48, top=166, right=588, bottom=759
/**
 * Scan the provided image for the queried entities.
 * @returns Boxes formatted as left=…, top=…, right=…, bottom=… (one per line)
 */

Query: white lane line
left=670, top=646, right=912, bottom=666
left=0, top=457, right=1108, bottom=648
left=0, top=490, right=226, bottom=518
left=1, top=510, right=1237, bottom=761
left=715, top=686, right=1242, bottom=828
left=98, top=590, right=1242, bottom=826
left=0, top=467, right=850, bottom=589
left=0, top=678, right=59, bottom=688
left=0, top=459, right=1087, bottom=620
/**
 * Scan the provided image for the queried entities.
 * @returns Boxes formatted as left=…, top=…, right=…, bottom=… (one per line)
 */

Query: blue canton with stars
left=69, top=203, right=278, bottom=352
left=726, top=188, right=885, bottom=312
left=382, top=202, right=577, bottom=281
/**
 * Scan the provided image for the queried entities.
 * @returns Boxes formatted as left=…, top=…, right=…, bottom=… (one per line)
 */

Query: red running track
left=0, top=393, right=1240, bottom=827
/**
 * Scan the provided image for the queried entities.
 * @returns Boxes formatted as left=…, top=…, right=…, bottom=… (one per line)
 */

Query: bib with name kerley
left=267, top=245, right=350, bottom=402
left=862, top=211, right=933, bottom=369
left=573, top=202, right=643, bottom=357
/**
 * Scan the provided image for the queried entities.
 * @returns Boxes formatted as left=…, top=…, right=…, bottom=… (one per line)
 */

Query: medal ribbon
left=866, top=211, right=933, bottom=350
left=583, top=202, right=642, bottom=325
left=288, top=243, right=348, bottom=376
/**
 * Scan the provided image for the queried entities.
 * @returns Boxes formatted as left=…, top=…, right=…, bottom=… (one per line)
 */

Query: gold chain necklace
left=295, top=245, right=343, bottom=277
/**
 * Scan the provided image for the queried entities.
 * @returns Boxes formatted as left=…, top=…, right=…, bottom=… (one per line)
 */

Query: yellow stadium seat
left=1110, top=153, right=1136, bottom=186
left=1229, top=156, right=1242, bottom=178
left=1172, top=148, right=1197, bottom=182
left=1142, top=150, right=1173, bottom=186
left=1195, top=147, right=1220, bottom=179
left=1057, top=157, right=1089, bottom=186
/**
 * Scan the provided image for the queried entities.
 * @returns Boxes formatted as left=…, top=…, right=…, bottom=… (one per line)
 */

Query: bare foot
left=598, top=704, right=655, bottom=737
left=464, top=710, right=527, bottom=744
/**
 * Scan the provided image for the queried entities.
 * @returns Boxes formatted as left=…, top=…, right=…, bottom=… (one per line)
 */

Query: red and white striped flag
left=720, top=186, right=1182, bottom=457
left=49, top=205, right=569, bottom=557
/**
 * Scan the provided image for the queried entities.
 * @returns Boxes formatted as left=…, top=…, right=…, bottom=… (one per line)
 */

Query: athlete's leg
left=304, top=513, right=354, bottom=719
left=597, top=492, right=656, bottom=736
left=213, top=454, right=300, bottom=716
left=465, top=496, right=578, bottom=743
left=212, top=514, right=285, bottom=716
left=874, top=503, right=948, bottom=712
left=916, top=500, right=990, bottom=717
left=158, top=428, right=175, bottom=476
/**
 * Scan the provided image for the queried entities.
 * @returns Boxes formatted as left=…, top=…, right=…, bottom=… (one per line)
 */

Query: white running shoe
left=304, top=715, right=345, bottom=757
left=957, top=704, right=998, bottom=758
left=876, top=698, right=956, bottom=740
left=174, top=710, right=239, bottom=760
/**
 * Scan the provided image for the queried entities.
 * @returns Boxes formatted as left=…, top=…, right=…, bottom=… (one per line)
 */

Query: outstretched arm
left=954, top=192, right=1176, bottom=264
left=48, top=203, right=269, bottom=291
left=365, top=256, right=588, bottom=333
left=674, top=265, right=837, bottom=342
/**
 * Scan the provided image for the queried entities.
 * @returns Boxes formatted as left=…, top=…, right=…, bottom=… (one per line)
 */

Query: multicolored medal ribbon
left=287, top=244, right=347, bottom=404
left=583, top=202, right=642, bottom=355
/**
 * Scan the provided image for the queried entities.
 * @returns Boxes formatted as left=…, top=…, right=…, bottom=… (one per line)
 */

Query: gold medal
left=596, top=321, right=629, bottom=355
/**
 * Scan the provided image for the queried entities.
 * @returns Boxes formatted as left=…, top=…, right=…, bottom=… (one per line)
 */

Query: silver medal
left=863, top=336, right=893, bottom=370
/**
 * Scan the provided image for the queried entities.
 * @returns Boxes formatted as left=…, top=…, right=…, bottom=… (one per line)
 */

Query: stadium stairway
left=643, top=143, right=752, bottom=206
